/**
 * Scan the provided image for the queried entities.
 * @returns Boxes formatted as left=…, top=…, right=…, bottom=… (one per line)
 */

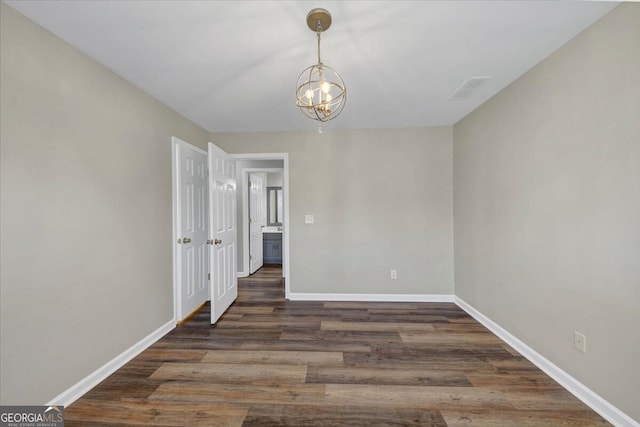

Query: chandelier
left=295, top=8, right=346, bottom=122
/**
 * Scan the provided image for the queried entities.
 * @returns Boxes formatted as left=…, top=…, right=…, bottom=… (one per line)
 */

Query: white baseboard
left=237, top=270, right=248, bottom=278
left=288, top=292, right=455, bottom=302
left=454, top=297, right=639, bottom=427
left=46, top=318, right=175, bottom=407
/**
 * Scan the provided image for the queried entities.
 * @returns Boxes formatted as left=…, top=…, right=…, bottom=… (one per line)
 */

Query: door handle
left=214, top=239, right=222, bottom=245
left=206, top=239, right=213, bottom=245
left=178, top=237, right=191, bottom=244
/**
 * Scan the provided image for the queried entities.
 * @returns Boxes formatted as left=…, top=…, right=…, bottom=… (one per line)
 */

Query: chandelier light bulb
left=321, top=81, right=331, bottom=94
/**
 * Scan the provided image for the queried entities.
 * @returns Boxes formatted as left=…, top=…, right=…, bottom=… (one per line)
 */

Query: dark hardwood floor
left=66, top=265, right=609, bottom=426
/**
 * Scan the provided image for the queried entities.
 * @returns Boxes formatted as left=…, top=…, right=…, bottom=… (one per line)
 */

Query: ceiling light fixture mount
left=295, top=8, right=346, bottom=123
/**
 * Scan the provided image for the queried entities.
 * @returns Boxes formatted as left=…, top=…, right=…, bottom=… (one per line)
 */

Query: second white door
left=208, top=142, right=238, bottom=324
left=249, top=173, right=264, bottom=274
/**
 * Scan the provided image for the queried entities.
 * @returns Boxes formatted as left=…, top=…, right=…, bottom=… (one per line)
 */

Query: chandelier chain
left=316, top=23, right=322, bottom=64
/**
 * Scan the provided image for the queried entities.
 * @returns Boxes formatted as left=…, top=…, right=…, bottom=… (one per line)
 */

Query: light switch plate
left=305, top=214, right=315, bottom=224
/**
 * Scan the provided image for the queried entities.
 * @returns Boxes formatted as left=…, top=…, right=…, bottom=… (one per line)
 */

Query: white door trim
left=232, top=153, right=290, bottom=299
left=171, top=136, right=207, bottom=323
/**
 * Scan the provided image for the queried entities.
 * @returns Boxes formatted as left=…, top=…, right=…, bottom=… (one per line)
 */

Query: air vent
left=449, top=76, right=492, bottom=100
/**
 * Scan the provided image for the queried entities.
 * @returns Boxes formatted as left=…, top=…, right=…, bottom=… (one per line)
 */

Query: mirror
left=267, top=187, right=283, bottom=226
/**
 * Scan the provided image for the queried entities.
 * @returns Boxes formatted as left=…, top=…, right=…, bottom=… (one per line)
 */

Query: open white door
left=249, top=173, right=264, bottom=274
left=173, top=138, right=209, bottom=322
left=208, top=142, right=237, bottom=324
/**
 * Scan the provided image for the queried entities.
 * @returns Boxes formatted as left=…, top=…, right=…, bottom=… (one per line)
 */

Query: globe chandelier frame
left=295, top=8, right=346, bottom=122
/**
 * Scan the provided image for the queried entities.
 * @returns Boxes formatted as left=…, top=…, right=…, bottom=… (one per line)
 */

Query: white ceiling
left=5, top=1, right=617, bottom=133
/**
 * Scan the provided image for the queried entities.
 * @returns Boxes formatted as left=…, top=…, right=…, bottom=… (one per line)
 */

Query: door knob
left=214, top=239, right=222, bottom=245
left=179, top=237, right=191, bottom=244
left=206, top=239, right=213, bottom=245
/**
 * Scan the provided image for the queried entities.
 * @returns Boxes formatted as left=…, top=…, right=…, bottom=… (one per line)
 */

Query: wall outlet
left=304, top=214, right=314, bottom=224
left=390, top=269, right=398, bottom=280
left=573, top=331, right=587, bottom=353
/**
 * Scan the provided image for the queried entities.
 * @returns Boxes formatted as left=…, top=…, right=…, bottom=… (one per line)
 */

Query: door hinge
left=249, top=218, right=252, bottom=224
left=249, top=255, right=252, bottom=260
left=208, top=272, right=210, bottom=280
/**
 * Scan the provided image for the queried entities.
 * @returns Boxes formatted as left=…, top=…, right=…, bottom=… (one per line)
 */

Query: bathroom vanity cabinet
left=263, top=232, right=282, bottom=264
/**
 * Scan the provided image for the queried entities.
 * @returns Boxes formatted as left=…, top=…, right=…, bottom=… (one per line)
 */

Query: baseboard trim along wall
left=454, top=297, right=639, bottom=427
left=288, top=293, right=455, bottom=302
left=45, top=319, right=175, bottom=407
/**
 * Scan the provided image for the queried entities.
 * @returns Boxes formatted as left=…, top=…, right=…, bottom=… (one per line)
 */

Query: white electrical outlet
left=304, top=214, right=315, bottom=224
left=574, top=331, right=587, bottom=353
left=390, top=269, right=398, bottom=279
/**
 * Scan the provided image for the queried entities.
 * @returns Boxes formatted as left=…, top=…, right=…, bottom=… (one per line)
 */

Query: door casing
left=235, top=154, right=290, bottom=299
left=173, top=147, right=291, bottom=321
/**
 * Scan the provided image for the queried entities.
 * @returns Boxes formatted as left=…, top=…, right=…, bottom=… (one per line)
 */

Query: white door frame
left=171, top=137, right=208, bottom=323
left=241, top=168, right=281, bottom=275
left=233, top=153, right=290, bottom=299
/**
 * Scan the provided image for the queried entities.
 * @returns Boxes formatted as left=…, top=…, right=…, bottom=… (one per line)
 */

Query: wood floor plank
left=202, top=349, right=344, bottom=365
left=505, top=388, right=600, bottom=411
left=150, top=382, right=325, bottom=405
left=273, top=307, right=370, bottom=317
left=467, top=372, right=564, bottom=389
left=280, top=329, right=402, bottom=343
left=65, top=400, right=247, bottom=426
left=207, top=328, right=283, bottom=340
left=343, top=356, right=500, bottom=371
left=323, top=302, right=424, bottom=309
left=322, top=320, right=436, bottom=332
left=442, top=409, right=611, bottom=426
left=324, top=384, right=514, bottom=410
left=306, top=365, right=472, bottom=387
left=242, top=404, right=447, bottom=426
left=400, top=331, right=505, bottom=344
left=133, top=348, right=208, bottom=363
left=226, top=306, right=275, bottom=314
left=431, top=323, right=492, bottom=332
left=149, top=362, right=308, bottom=384
left=487, top=356, right=542, bottom=372
left=215, top=320, right=321, bottom=329
left=152, top=337, right=371, bottom=353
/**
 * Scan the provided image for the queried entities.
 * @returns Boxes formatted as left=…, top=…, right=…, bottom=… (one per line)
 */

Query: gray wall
left=453, top=4, right=640, bottom=421
left=214, top=127, right=455, bottom=295
left=0, top=4, right=210, bottom=404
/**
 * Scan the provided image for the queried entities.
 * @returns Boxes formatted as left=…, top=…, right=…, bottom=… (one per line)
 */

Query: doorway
left=234, top=154, right=290, bottom=299
left=172, top=138, right=240, bottom=325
